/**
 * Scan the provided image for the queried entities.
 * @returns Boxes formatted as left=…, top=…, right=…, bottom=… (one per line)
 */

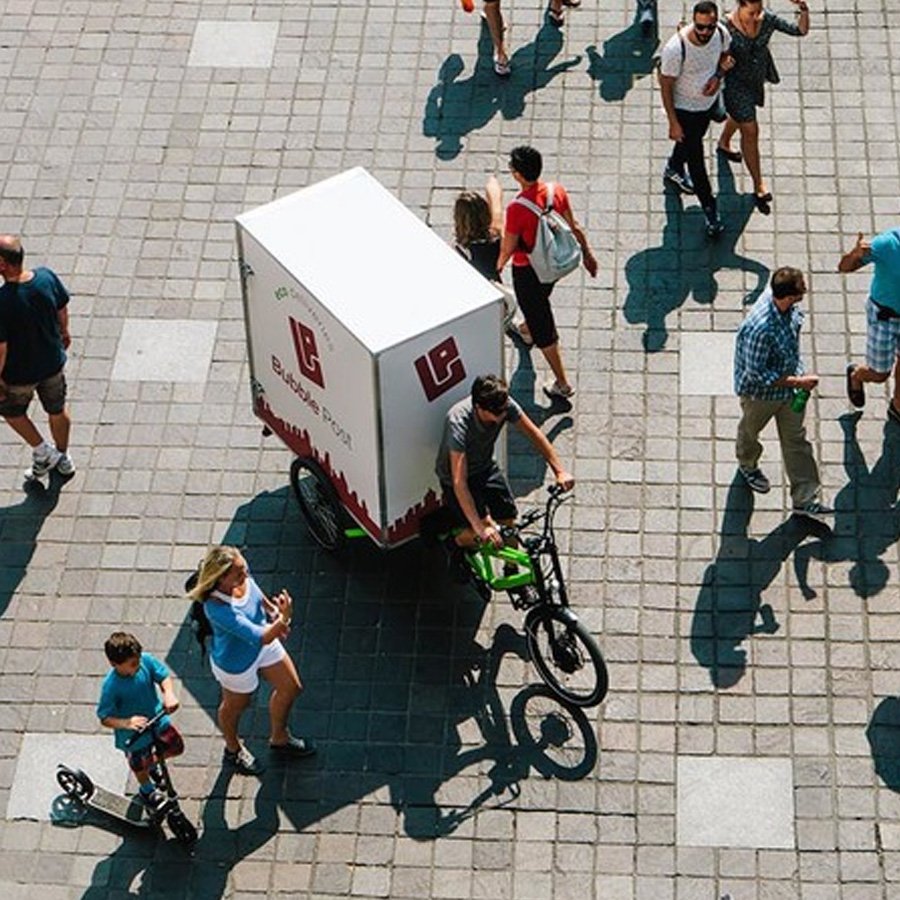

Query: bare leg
left=718, top=117, right=738, bottom=153
left=3, top=414, right=44, bottom=448
left=259, top=656, right=302, bottom=745
left=482, top=1, right=507, bottom=67
left=49, top=408, right=71, bottom=453
left=218, top=687, right=253, bottom=753
left=738, top=120, right=766, bottom=196
left=541, top=342, right=571, bottom=391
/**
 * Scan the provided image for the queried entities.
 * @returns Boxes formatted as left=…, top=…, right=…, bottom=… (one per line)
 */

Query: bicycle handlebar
left=124, top=708, right=171, bottom=748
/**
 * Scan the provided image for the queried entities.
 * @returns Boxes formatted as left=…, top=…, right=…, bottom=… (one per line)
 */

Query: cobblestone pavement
left=1, top=1, right=899, bottom=898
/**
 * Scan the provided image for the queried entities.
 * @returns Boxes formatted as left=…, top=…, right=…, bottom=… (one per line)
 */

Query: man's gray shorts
left=0, top=369, right=67, bottom=418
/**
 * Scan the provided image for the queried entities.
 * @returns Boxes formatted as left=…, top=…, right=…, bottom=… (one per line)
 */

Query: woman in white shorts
left=189, top=545, right=314, bottom=775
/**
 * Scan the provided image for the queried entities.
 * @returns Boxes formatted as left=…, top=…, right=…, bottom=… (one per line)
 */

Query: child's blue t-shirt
left=204, top=576, right=268, bottom=674
left=96, top=653, right=170, bottom=752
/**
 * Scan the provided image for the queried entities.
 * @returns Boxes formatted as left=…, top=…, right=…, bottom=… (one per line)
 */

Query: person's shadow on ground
left=794, top=413, right=900, bottom=600
left=622, top=158, right=769, bottom=352
left=585, top=8, right=658, bottom=103
left=423, top=21, right=581, bottom=160
left=867, top=696, right=900, bottom=792
left=0, top=475, right=64, bottom=617
left=690, top=475, right=825, bottom=688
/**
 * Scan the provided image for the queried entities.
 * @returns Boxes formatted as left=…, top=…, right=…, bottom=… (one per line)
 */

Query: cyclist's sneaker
left=509, top=585, right=541, bottom=609
left=55, top=452, right=75, bottom=477
left=738, top=466, right=771, bottom=494
left=663, top=166, right=695, bottom=195
left=223, top=743, right=265, bottom=776
left=25, top=446, right=61, bottom=480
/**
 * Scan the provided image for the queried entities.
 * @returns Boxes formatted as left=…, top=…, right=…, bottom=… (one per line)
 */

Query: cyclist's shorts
left=441, top=462, right=518, bottom=525
left=125, top=724, right=184, bottom=775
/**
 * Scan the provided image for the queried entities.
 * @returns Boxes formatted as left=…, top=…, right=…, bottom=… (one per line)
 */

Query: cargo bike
left=236, top=168, right=607, bottom=707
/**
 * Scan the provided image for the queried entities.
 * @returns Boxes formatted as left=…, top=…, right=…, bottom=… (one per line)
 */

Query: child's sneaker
left=24, top=445, right=61, bottom=481
left=223, top=743, right=265, bottom=775
left=55, top=452, right=75, bottom=477
left=139, top=787, right=169, bottom=813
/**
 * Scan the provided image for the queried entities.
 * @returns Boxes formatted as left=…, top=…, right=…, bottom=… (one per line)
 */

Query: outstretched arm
left=513, top=414, right=574, bottom=490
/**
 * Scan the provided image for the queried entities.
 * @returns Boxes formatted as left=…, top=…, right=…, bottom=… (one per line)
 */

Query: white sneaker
left=55, top=452, right=75, bottom=477
left=25, top=447, right=61, bottom=480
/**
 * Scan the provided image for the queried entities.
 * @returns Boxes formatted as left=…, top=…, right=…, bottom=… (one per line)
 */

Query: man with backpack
left=658, top=1, right=734, bottom=237
left=497, top=145, right=597, bottom=402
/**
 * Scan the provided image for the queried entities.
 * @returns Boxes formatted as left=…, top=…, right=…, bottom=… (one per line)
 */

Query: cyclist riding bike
left=434, top=374, right=574, bottom=581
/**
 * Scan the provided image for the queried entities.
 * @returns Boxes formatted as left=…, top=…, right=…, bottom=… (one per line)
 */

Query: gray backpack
left=512, top=182, right=582, bottom=284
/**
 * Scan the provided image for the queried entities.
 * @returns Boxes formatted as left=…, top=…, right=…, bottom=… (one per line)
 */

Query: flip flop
left=846, top=363, right=865, bottom=408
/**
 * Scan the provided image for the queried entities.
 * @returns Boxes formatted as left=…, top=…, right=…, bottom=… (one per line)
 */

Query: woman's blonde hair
left=454, top=191, right=493, bottom=247
left=187, top=545, right=241, bottom=599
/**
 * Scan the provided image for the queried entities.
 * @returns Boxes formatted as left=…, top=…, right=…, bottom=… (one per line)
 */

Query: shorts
left=0, top=369, right=67, bottom=418
left=125, top=723, right=184, bottom=776
left=865, top=297, right=900, bottom=373
left=210, top=639, right=287, bottom=694
left=441, top=462, right=518, bottom=526
left=512, top=264, right=558, bottom=349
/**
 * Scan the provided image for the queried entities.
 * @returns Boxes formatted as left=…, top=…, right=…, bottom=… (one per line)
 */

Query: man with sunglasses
left=658, top=1, right=734, bottom=237
left=435, top=374, right=574, bottom=565
left=733, top=267, right=832, bottom=524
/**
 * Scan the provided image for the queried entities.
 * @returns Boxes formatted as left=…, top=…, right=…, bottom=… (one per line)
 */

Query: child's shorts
left=125, top=723, right=184, bottom=776
left=209, top=639, right=287, bottom=694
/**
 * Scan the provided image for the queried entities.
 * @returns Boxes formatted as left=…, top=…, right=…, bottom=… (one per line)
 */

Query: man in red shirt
left=497, top=145, right=597, bottom=401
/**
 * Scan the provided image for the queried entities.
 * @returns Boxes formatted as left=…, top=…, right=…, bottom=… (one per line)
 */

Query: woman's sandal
left=548, top=6, right=565, bottom=26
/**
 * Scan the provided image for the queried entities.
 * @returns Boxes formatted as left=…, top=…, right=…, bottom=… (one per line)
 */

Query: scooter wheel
left=167, top=809, right=198, bottom=847
left=56, top=766, right=93, bottom=801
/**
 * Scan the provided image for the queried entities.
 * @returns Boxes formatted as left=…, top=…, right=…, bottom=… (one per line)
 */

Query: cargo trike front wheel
left=290, top=457, right=345, bottom=551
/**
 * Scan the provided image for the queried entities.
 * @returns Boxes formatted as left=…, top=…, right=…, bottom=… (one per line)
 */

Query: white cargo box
left=236, top=168, right=505, bottom=547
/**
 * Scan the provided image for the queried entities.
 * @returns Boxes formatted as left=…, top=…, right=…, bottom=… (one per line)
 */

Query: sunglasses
left=694, top=22, right=717, bottom=32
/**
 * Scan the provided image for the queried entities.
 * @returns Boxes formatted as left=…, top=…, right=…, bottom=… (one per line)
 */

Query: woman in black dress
left=716, top=0, right=810, bottom=213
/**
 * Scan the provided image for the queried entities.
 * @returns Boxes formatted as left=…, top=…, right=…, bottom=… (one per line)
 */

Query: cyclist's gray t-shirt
left=435, top=396, right=522, bottom=485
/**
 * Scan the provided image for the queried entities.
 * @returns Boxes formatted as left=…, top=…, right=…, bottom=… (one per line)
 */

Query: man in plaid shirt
left=733, top=266, right=833, bottom=524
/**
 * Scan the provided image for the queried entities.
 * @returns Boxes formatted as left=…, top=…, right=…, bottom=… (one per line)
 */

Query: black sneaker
left=223, top=743, right=265, bottom=775
left=739, top=466, right=771, bottom=494
left=663, top=166, right=695, bottom=195
left=139, top=788, right=169, bottom=813
left=792, top=501, right=834, bottom=525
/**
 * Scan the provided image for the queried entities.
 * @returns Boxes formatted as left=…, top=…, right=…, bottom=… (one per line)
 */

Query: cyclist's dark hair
left=0, top=239, right=24, bottom=268
left=771, top=266, right=805, bottom=299
left=472, top=374, right=509, bottom=414
left=105, top=631, right=142, bottom=664
left=693, top=1, right=718, bottom=17
left=509, top=145, right=542, bottom=183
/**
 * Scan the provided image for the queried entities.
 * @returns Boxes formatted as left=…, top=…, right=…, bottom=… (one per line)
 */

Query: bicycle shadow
left=507, top=341, right=574, bottom=494
left=0, top=475, right=64, bottom=618
left=622, top=158, right=769, bottom=352
left=867, top=696, right=900, bottom=792
left=423, top=21, right=581, bottom=160
left=585, top=8, right=659, bottom=103
left=794, top=413, right=900, bottom=600
left=690, top=474, right=824, bottom=688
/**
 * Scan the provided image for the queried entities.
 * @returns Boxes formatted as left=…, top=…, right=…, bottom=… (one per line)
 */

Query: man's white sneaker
left=25, top=448, right=61, bottom=481
left=55, top=452, right=75, bottom=477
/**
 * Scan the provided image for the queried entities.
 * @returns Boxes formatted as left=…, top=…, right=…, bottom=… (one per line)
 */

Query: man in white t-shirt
left=658, top=1, right=733, bottom=237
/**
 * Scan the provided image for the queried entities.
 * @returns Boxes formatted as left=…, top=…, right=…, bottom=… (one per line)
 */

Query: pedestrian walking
left=496, top=145, right=598, bottom=401
left=716, top=0, right=810, bottom=214
left=659, top=1, right=734, bottom=237
left=733, top=266, right=833, bottom=523
left=187, top=545, right=315, bottom=776
left=0, top=235, right=75, bottom=481
left=840, top=229, right=900, bottom=424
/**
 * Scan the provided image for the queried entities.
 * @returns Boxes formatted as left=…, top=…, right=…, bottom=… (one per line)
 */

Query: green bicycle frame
left=465, top=542, right=535, bottom=592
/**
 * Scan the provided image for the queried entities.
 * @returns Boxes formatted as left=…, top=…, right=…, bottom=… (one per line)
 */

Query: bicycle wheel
left=289, top=457, right=345, bottom=551
left=524, top=607, right=608, bottom=707
left=56, top=766, right=93, bottom=801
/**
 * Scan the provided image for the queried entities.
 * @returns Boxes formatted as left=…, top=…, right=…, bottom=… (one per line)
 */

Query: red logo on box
left=289, top=316, right=325, bottom=389
left=414, top=336, right=465, bottom=401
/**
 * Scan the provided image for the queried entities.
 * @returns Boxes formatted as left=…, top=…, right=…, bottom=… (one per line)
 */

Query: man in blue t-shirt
left=840, top=228, right=900, bottom=424
left=0, top=234, right=75, bottom=481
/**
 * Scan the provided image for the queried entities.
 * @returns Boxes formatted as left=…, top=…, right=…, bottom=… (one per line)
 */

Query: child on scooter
left=96, top=632, right=183, bottom=811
